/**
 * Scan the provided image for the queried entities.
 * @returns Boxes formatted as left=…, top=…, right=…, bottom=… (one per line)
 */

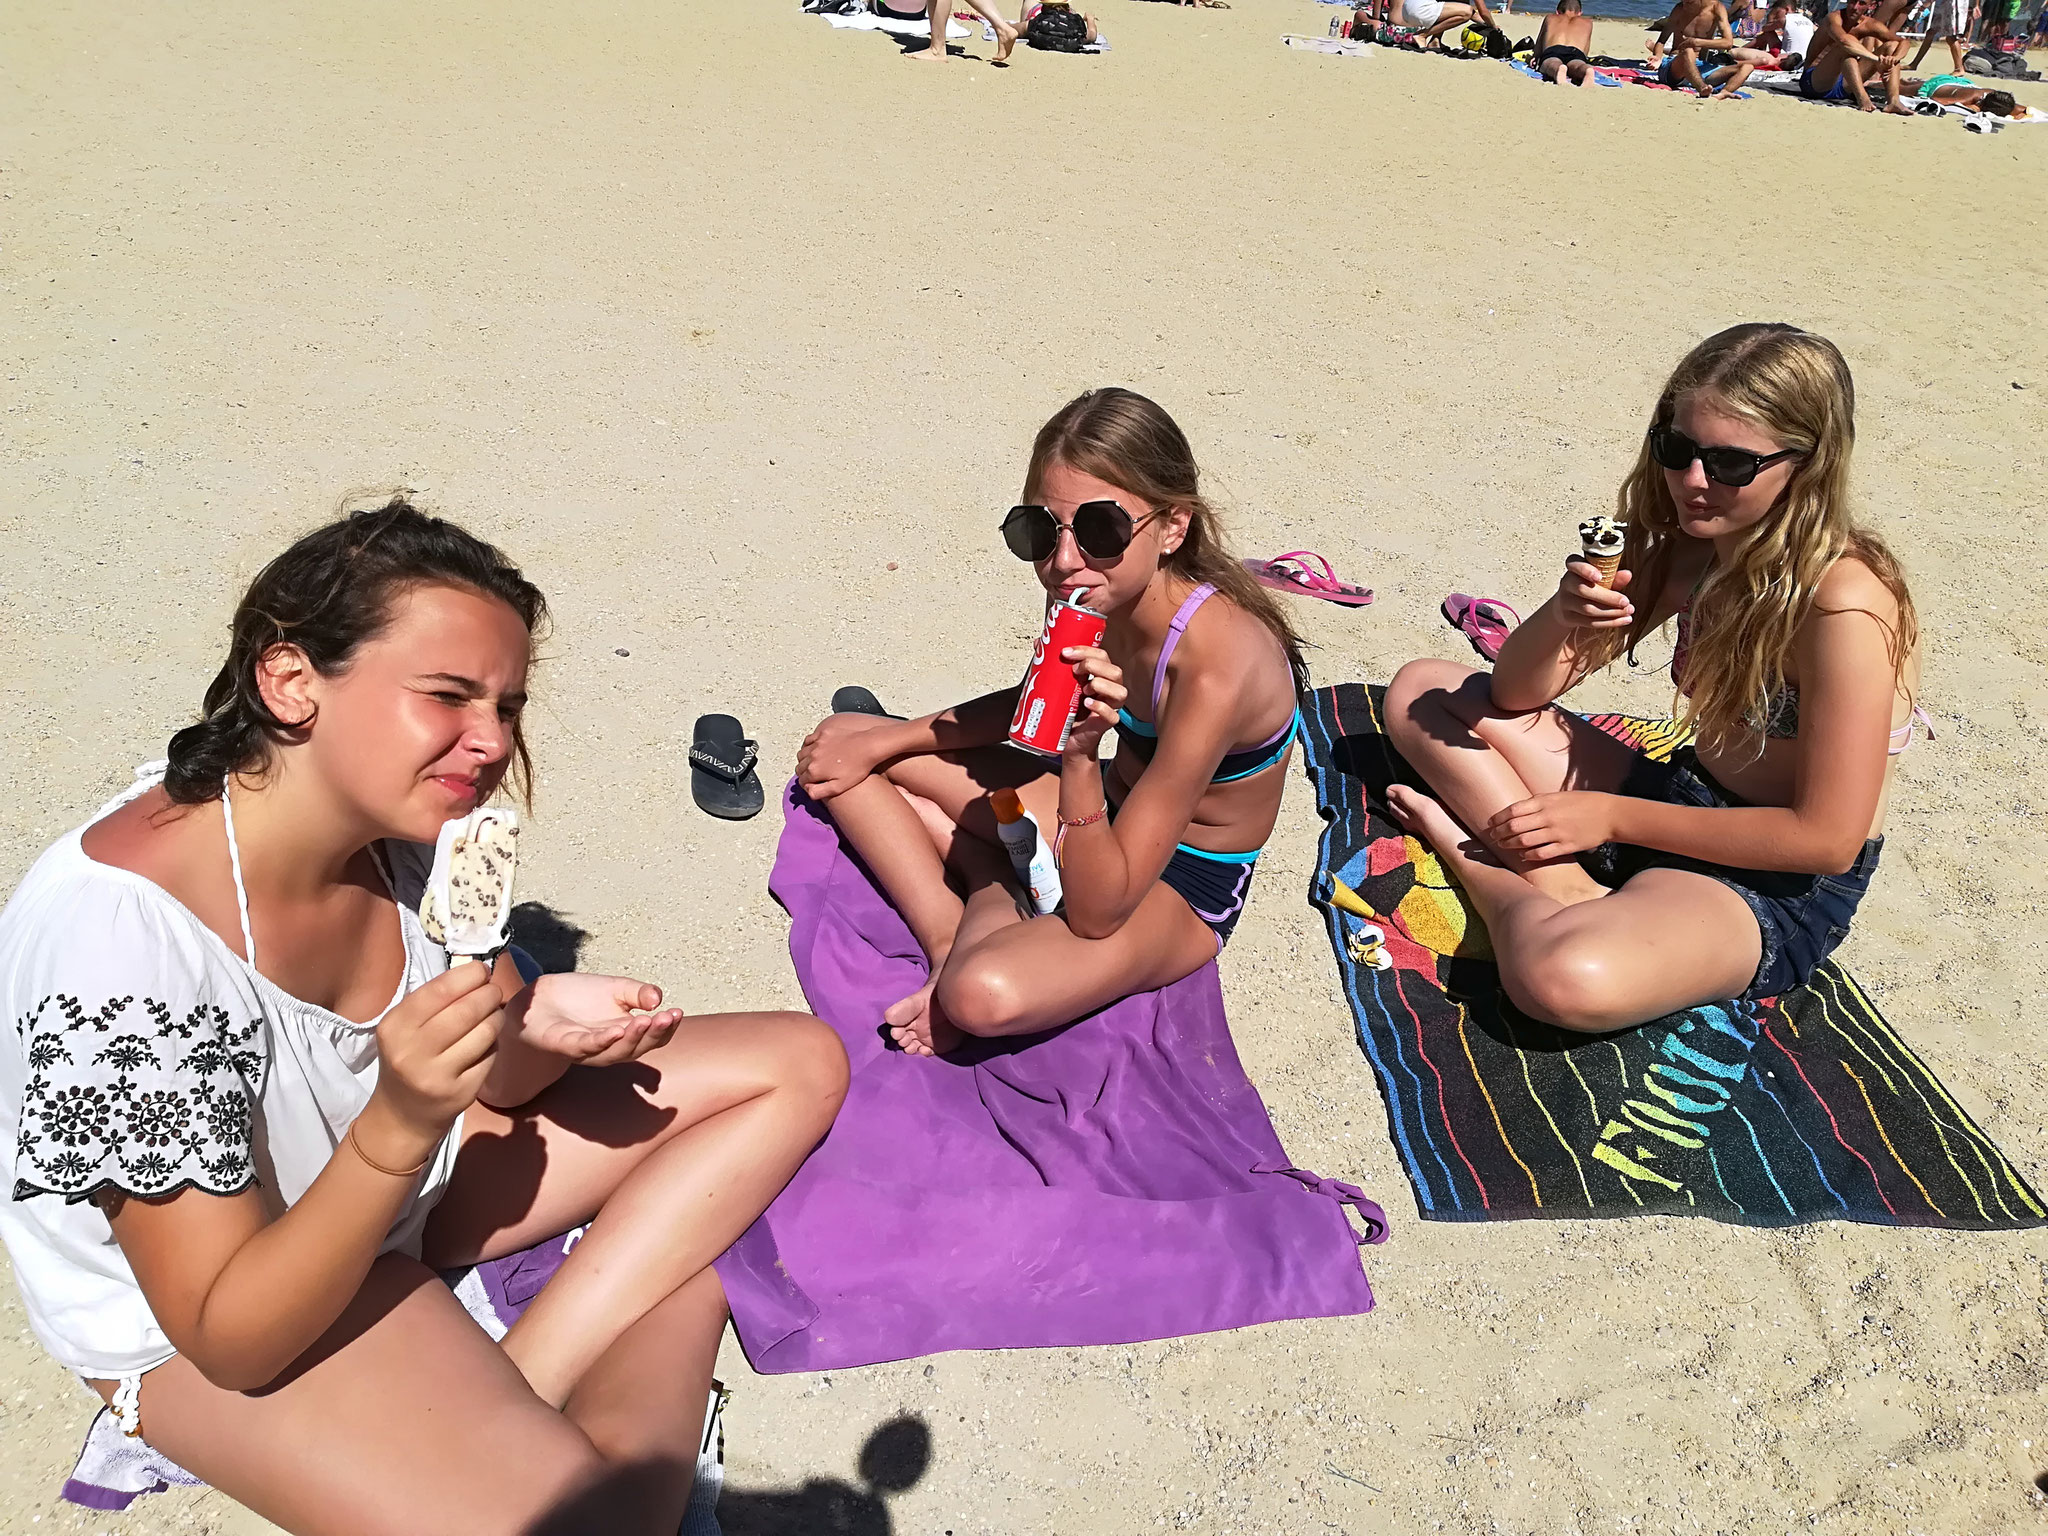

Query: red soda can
left=1008, top=598, right=1109, bottom=757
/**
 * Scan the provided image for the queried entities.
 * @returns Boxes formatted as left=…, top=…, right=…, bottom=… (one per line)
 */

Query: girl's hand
left=1485, top=790, right=1623, bottom=862
left=1557, top=559, right=1636, bottom=631
left=1061, top=645, right=1127, bottom=759
left=368, top=962, right=505, bottom=1156
left=796, top=713, right=892, bottom=801
left=516, top=972, right=686, bottom=1066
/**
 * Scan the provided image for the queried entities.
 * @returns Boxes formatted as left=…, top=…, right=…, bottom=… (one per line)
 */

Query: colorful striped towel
left=1301, top=682, right=2045, bottom=1229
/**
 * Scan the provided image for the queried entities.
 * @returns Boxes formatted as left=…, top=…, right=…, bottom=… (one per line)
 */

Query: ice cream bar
left=1577, top=515, right=1626, bottom=588
left=418, top=806, right=520, bottom=960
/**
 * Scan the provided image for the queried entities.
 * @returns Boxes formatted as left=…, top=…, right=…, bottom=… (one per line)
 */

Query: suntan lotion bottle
left=991, top=789, right=1063, bottom=916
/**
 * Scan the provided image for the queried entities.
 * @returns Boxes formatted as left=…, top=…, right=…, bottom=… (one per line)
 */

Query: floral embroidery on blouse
left=13, top=993, right=264, bottom=1204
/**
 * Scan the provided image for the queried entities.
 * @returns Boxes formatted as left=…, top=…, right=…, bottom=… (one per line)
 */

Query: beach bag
left=1027, top=5, right=1090, bottom=49
left=1478, top=21, right=1513, bottom=55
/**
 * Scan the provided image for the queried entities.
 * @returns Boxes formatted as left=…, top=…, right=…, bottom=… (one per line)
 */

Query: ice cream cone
left=1584, top=549, right=1623, bottom=587
left=1576, top=515, right=1626, bottom=589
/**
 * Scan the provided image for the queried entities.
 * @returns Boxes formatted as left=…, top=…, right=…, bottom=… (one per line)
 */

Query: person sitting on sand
left=795, top=388, right=1305, bottom=1057
left=911, top=0, right=1017, bottom=61
left=1755, top=0, right=1815, bottom=63
left=1402, top=0, right=1498, bottom=51
left=1647, top=0, right=1752, bottom=97
left=1801, top=0, right=1914, bottom=112
left=1903, top=73, right=2022, bottom=113
left=0, top=501, right=848, bottom=1535
left=1381, top=324, right=1923, bottom=1036
left=1534, top=0, right=1601, bottom=85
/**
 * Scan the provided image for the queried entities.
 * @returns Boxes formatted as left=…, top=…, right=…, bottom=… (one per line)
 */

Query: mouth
left=431, top=774, right=481, bottom=808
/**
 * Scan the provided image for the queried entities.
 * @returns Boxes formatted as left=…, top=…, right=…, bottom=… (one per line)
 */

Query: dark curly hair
left=163, top=498, right=548, bottom=805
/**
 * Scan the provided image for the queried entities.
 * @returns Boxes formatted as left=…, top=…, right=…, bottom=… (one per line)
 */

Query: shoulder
left=1811, top=553, right=1900, bottom=623
left=1175, top=588, right=1286, bottom=689
left=2, top=837, right=257, bottom=1026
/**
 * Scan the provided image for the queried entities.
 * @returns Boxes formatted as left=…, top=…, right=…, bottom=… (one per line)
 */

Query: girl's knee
left=1385, top=658, right=1485, bottom=743
left=933, top=952, right=1026, bottom=1038
left=766, top=1011, right=850, bottom=1113
left=1505, top=943, right=1632, bottom=1035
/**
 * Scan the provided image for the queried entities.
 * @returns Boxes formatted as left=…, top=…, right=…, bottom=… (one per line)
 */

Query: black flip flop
left=689, top=714, right=764, bottom=820
left=831, top=686, right=903, bottom=719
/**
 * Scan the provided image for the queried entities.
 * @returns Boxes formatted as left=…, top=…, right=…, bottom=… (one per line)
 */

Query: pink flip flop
left=1441, top=593, right=1520, bottom=662
left=1242, top=551, right=1374, bottom=608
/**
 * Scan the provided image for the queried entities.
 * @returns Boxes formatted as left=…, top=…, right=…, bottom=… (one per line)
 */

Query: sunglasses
left=1649, top=424, right=1804, bottom=488
left=1001, top=501, right=1162, bottom=563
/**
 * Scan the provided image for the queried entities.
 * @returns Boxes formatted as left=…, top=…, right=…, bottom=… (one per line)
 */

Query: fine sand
left=3, top=4, right=2045, bottom=1533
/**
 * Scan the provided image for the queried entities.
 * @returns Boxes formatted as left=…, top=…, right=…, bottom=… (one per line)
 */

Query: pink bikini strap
left=1151, top=583, right=1217, bottom=716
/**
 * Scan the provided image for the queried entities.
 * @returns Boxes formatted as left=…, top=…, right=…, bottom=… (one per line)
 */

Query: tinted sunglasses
left=1001, top=501, right=1161, bottom=562
left=1649, top=424, right=1804, bottom=488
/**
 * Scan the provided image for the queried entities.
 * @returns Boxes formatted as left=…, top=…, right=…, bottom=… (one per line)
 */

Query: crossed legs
left=109, top=1013, right=847, bottom=1535
left=1381, top=659, right=1761, bottom=1033
left=816, top=730, right=1218, bottom=1055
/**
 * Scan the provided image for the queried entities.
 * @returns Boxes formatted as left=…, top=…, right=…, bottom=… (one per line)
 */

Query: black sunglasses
left=1001, top=500, right=1162, bottom=563
left=1649, top=424, right=1804, bottom=488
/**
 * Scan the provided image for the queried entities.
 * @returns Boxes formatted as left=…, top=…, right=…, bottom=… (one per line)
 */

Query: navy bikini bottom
left=1102, top=770, right=1260, bottom=949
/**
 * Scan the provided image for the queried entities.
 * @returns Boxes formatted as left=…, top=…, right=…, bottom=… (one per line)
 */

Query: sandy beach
left=3, top=2, right=2046, bottom=1531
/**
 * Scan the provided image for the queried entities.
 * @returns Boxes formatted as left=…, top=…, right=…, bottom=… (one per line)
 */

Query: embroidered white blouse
left=0, top=767, right=461, bottom=1381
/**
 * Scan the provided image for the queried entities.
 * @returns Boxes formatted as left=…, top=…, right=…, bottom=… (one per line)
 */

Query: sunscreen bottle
left=991, top=789, right=1063, bottom=916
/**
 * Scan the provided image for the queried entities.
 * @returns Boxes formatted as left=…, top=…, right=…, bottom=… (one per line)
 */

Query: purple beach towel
left=711, top=784, right=1387, bottom=1374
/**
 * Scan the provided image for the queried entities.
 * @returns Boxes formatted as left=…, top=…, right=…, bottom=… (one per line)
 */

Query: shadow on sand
left=719, top=1415, right=933, bottom=1535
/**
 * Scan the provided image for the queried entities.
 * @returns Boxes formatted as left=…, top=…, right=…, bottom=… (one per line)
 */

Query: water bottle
left=991, top=789, right=1063, bottom=916
left=1331, top=13, right=1344, bottom=33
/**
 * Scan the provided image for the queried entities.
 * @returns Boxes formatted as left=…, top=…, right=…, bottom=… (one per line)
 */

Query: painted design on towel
left=1301, top=682, right=2045, bottom=1229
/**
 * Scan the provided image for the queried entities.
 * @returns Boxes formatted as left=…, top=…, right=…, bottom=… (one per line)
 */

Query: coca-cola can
left=1008, top=598, right=1109, bottom=758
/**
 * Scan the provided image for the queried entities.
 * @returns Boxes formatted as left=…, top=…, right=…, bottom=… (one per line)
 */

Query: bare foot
left=910, top=42, right=949, bottom=59
left=1386, top=784, right=1609, bottom=906
left=884, top=975, right=964, bottom=1057
left=1385, top=783, right=1484, bottom=862
left=992, top=19, right=1017, bottom=60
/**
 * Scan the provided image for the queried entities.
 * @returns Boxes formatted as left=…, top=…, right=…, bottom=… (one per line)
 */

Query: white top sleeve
left=10, top=875, right=266, bottom=1207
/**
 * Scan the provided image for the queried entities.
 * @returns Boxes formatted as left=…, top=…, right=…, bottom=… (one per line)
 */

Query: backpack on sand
left=1027, top=5, right=1090, bottom=49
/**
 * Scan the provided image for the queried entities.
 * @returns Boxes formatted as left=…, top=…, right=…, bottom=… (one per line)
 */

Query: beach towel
left=1301, top=682, right=2046, bottom=1230
left=820, top=9, right=972, bottom=39
left=1283, top=31, right=1374, bottom=54
left=711, top=784, right=1386, bottom=1373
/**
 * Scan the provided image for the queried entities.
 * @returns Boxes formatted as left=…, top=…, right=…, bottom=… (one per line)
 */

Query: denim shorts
left=1577, top=746, right=1882, bottom=1000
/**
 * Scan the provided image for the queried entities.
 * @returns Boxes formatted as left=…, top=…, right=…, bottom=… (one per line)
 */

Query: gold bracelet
left=345, top=1120, right=433, bottom=1179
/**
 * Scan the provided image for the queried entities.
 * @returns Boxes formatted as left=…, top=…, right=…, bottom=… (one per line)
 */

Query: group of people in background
left=1342, top=0, right=2034, bottom=112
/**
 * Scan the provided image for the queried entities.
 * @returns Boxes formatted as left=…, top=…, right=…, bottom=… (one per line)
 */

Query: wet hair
left=1022, top=388, right=1309, bottom=692
left=163, top=498, right=548, bottom=805
left=1558, top=0, right=1582, bottom=13
left=1574, top=324, right=1917, bottom=759
left=1982, top=89, right=2017, bottom=116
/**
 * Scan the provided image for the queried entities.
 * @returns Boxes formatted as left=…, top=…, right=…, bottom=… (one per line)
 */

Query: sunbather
left=1534, top=0, right=1600, bottom=85
left=1801, top=0, right=1915, bottom=111
left=797, top=388, right=1306, bottom=1056
left=1383, top=324, right=1924, bottom=1035
left=0, top=501, right=848, bottom=1535
left=1755, top=0, right=1815, bottom=64
left=1903, top=74, right=2021, bottom=113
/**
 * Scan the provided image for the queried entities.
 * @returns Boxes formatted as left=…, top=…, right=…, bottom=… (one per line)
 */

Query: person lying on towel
left=1534, top=0, right=1599, bottom=86
left=0, top=501, right=847, bottom=1535
left=797, top=388, right=1305, bottom=1056
left=1382, top=324, right=1925, bottom=1035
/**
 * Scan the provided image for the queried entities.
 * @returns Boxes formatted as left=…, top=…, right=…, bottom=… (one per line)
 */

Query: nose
left=1679, top=457, right=1712, bottom=494
left=464, top=705, right=513, bottom=763
left=1043, top=521, right=1085, bottom=578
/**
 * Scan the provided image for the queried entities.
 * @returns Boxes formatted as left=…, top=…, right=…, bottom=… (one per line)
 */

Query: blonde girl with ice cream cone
left=1383, top=324, right=1924, bottom=1034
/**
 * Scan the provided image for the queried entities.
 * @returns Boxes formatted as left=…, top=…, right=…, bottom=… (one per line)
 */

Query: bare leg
left=1676, top=45, right=1711, bottom=93
left=424, top=1011, right=848, bottom=1407
left=1572, top=59, right=1597, bottom=84
left=106, top=1257, right=636, bottom=1536
left=1541, top=56, right=1563, bottom=80
left=1710, top=60, right=1756, bottom=94
left=1384, top=786, right=1762, bottom=1031
left=1382, top=658, right=1638, bottom=904
left=913, top=0, right=950, bottom=57
left=953, top=0, right=1019, bottom=58
left=1877, top=57, right=1914, bottom=111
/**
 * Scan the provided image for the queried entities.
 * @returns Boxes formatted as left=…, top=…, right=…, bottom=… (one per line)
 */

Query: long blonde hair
left=1577, top=324, right=1918, bottom=755
left=1024, top=387, right=1310, bottom=691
